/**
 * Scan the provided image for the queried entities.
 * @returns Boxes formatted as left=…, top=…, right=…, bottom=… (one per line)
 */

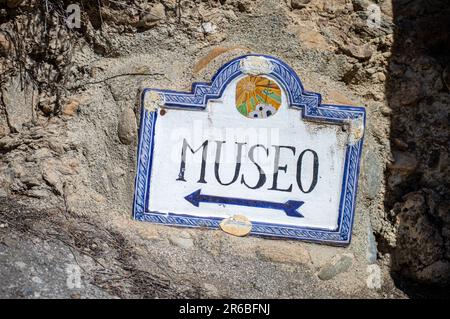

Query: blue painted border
left=133, top=54, right=365, bottom=246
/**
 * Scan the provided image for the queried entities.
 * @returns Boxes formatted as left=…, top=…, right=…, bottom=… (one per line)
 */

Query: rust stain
left=324, top=89, right=356, bottom=106
left=193, top=46, right=250, bottom=74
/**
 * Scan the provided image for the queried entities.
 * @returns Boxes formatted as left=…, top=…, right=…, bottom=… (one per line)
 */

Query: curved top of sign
left=142, top=54, right=366, bottom=126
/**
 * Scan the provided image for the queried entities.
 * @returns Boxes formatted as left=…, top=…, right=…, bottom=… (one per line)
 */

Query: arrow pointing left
left=184, top=189, right=304, bottom=218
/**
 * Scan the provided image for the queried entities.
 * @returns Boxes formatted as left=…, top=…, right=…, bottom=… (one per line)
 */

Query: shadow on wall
left=384, top=0, right=450, bottom=298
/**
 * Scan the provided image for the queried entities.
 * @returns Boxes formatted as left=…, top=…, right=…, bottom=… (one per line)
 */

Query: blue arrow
left=184, top=189, right=304, bottom=218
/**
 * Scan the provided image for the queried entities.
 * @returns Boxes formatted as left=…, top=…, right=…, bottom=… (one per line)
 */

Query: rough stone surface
left=139, top=3, right=166, bottom=29
left=367, top=223, right=378, bottom=264
left=1, top=76, right=36, bottom=132
left=381, top=0, right=450, bottom=293
left=318, top=254, right=354, bottom=281
left=169, top=232, right=194, bottom=250
left=0, top=0, right=447, bottom=298
left=291, top=0, right=311, bottom=10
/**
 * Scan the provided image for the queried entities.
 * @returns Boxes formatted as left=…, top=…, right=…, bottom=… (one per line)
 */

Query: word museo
left=176, top=139, right=319, bottom=193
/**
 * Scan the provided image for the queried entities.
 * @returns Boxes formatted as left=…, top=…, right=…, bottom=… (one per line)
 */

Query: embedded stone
left=139, top=3, right=165, bottom=28
left=202, top=22, right=217, bottom=34
left=364, top=150, right=383, bottom=200
left=0, top=32, right=12, bottom=55
left=1, top=76, right=37, bottom=132
left=219, top=215, right=252, bottom=237
left=291, top=0, right=311, bottom=9
left=118, top=107, right=137, bottom=145
left=318, top=254, right=353, bottom=280
left=62, top=100, right=80, bottom=116
left=169, top=232, right=194, bottom=249
left=388, top=151, right=418, bottom=174
left=257, top=241, right=310, bottom=264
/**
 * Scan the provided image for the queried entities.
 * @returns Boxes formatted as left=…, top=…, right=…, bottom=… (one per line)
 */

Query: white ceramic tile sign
left=133, top=55, right=366, bottom=246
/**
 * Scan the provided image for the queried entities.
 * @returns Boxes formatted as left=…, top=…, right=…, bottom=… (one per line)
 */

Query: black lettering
left=297, top=149, right=319, bottom=193
left=176, top=139, right=209, bottom=183
left=214, top=141, right=246, bottom=186
left=241, top=144, right=268, bottom=189
left=268, top=145, right=296, bottom=192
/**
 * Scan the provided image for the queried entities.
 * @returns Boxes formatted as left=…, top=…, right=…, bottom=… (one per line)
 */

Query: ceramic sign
left=133, top=55, right=366, bottom=246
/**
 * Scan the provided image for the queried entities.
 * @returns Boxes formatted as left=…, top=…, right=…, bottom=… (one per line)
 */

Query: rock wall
left=0, top=0, right=448, bottom=298
left=383, top=0, right=450, bottom=295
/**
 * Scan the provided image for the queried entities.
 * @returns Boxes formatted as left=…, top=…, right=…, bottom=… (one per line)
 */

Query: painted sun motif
left=236, top=76, right=282, bottom=119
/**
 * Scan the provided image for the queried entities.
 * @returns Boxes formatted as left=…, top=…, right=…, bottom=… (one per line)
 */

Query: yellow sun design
left=236, top=76, right=281, bottom=118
